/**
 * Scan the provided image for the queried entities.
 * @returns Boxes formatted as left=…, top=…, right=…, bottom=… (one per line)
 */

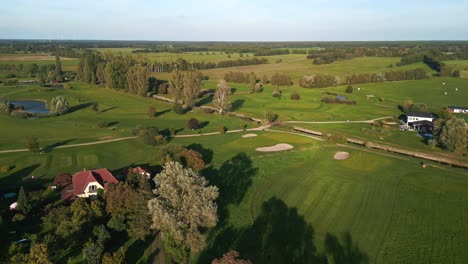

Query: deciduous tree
left=213, top=80, right=231, bottom=114
left=148, top=162, right=219, bottom=255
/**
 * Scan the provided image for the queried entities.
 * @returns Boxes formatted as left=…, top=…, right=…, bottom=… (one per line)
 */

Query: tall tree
left=105, top=180, right=152, bottom=240
left=213, top=80, right=232, bottom=114
left=212, top=251, right=252, bottom=264
left=127, top=64, right=149, bottom=95
left=54, top=55, right=62, bottom=82
left=170, top=70, right=185, bottom=104
left=183, top=70, right=202, bottom=108
left=148, top=162, right=219, bottom=255
left=104, top=57, right=130, bottom=89
left=49, top=96, right=69, bottom=114
left=16, top=186, right=32, bottom=215
left=248, top=72, right=257, bottom=92
left=438, top=117, right=467, bottom=152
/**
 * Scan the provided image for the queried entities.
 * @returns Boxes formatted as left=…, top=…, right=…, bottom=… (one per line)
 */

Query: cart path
left=284, top=116, right=394, bottom=124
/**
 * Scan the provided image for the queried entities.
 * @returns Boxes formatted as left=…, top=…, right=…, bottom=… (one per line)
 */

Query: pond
left=337, top=95, right=346, bottom=101
left=11, top=100, right=49, bottom=114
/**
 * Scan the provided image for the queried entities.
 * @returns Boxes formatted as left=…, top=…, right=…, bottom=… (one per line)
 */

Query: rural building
left=447, top=106, right=468, bottom=114
left=124, top=166, right=151, bottom=179
left=405, top=112, right=435, bottom=131
left=61, top=168, right=118, bottom=201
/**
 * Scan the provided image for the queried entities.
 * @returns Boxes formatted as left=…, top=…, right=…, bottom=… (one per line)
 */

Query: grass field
left=1, top=130, right=467, bottom=264
left=1, top=51, right=467, bottom=263
left=445, top=60, right=468, bottom=78
left=0, top=82, right=249, bottom=150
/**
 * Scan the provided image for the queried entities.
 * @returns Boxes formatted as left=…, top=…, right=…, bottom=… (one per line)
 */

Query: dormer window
left=89, top=185, right=97, bottom=192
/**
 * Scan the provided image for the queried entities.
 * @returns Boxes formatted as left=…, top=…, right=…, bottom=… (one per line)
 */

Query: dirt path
left=285, top=116, right=394, bottom=124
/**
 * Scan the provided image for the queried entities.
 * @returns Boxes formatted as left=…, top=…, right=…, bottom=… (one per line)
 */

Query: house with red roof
left=124, top=166, right=151, bottom=179
left=61, top=168, right=119, bottom=201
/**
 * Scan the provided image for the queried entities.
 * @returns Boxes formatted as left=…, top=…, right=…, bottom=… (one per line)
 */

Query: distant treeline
left=0, top=63, right=56, bottom=78
left=299, top=68, right=431, bottom=88
left=148, top=57, right=268, bottom=72
left=396, top=50, right=464, bottom=76
left=306, top=47, right=406, bottom=64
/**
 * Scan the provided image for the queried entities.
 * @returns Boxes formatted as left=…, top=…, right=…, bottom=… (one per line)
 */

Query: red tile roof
left=72, top=168, right=118, bottom=196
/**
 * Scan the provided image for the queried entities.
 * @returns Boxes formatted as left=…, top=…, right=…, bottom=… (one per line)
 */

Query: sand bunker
left=242, top=133, right=257, bottom=138
left=256, top=143, right=294, bottom=152
left=334, top=151, right=350, bottom=160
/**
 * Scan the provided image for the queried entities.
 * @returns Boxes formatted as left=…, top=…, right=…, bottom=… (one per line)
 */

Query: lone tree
left=345, top=85, right=353, bottom=94
left=187, top=118, right=199, bottom=130
left=26, top=136, right=40, bottom=153
left=170, top=70, right=185, bottom=104
left=148, top=162, right=219, bottom=257
left=147, top=106, right=156, bottom=118
left=437, top=117, right=467, bottom=152
left=49, top=96, right=69, bottom=114
left=213, top=80, right=232, bottom=114
left=183, top=70, right=202, bottom=108
left=17, top=186, right=32, bottom=215
left=248, top=72, right=257, bottom=92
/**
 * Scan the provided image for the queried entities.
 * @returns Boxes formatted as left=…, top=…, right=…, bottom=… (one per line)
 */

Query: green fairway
left=0, top=82, right=249, bottom=150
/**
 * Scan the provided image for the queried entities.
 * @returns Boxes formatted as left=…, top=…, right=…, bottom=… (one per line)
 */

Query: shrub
left=54, top=172, right=72, bottom=187
left=1, top=165, right=10, bottom=173
left=241, top=124, right=247, bottom=131
left=97, top=120, right=108, bottom=128
left=428, top=139, right=437, bottom=149
left=132, top=125, right=160, bottom=145
left=154, top=134, right=167, bottom=145
left=2, top=78, right=18, bottom=86
left=219, top=126, right=227, bottom=134
left=265, top=111, right=279, bottom=123
left=147, top=106, right=156, bottom=118
left=91, top=103, right=99, bottom=112
left=187, top=118, right=199, bottom=130
left=180, top=149, right=205, bottom=170
left=272, top=85, right=281, bottom=98
left=327, top=134, right=347, bottom=144
left=173, top=104, right=185, bottom=114
left=290, top=91, right=301, bottom=100
left=26, top=136, right=40, bottom=153
left=63, top=84, right=71, bottom=89
left=5, top=73, right=17, bottom=79
left=169, top=128, right=176, bottom=137
left=345, top=85, right=353, bottom=94
left=10, top=110, right=30, bottom=119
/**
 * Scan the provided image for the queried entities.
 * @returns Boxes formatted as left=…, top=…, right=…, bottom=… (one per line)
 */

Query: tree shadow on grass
left=156, top=109, right=171, bottom=117
left=202, top=153, right=257, bottom=209
left=43, top=138, right=76, bottom=153
left=197, top=121, right=209, bottom=130
left=198, top=197, right=325, bottom=264
left=68, top=102, right=96, bottom=113
left=0, top=164, right=41, bottom=193
left=231, top=99, right=245, bottom=111
left=324, top=232, right=369, bottom=264
left=107, top=121, right=120, bottom=127
left=101, top=106, right=118, bottom=113
left=199, top=197, right=369, bottom=264
left=196, top=95, right=213, bottom=107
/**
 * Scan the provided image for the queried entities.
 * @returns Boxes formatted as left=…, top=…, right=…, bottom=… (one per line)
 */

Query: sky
left=1, top=0, right=468, bottom=41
